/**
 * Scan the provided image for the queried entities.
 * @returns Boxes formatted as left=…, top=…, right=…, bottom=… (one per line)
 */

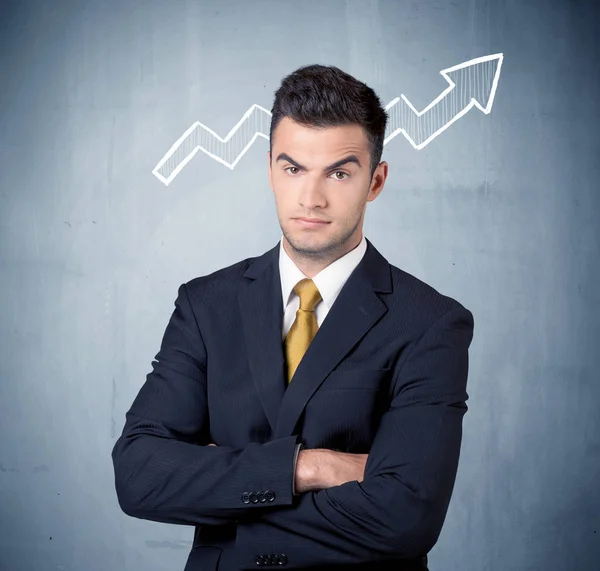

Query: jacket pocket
left=183, top=545, right=222, bottom=571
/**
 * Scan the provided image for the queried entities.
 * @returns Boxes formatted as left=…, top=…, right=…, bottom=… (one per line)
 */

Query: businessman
left=112, top=64, right=475, bottom=570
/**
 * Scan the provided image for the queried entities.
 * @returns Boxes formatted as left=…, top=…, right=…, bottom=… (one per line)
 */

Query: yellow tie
left=284, top=278, right=322, bottom=383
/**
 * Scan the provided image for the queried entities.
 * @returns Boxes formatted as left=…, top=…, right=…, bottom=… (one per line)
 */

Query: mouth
left=294, top=217, right=331, bottom=229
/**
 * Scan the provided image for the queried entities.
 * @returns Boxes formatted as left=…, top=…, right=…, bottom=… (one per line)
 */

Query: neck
left=283, top=234, right=362, bottom=278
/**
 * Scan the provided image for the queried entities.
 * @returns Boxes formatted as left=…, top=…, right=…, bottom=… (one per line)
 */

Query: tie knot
left=294, top=278, right=322, bottom=312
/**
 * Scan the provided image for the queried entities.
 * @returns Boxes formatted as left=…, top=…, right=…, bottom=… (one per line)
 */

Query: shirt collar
left=279, top=233, right=367, bottom=310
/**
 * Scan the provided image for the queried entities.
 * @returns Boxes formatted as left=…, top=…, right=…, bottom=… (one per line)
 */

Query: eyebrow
left=275, top=152, right=362, bottom=172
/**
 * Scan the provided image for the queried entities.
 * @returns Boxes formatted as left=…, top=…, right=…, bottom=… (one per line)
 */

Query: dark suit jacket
left=111, top=238, right=474, bottom=570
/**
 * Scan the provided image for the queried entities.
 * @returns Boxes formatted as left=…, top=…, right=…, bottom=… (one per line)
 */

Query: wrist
left=298, top=448, right=330, bottom=491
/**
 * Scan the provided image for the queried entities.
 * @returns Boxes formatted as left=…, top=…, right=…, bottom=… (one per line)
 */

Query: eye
left=284, top=166, right=300, bottom=175
left=330, top=171, right=349, bottom=180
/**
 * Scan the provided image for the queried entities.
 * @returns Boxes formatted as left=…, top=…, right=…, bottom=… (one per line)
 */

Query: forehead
left=272, top=117, right=370, bottom=163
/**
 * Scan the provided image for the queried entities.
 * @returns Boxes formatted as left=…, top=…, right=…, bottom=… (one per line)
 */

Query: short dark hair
left=269, top=64, right=387, bottom=176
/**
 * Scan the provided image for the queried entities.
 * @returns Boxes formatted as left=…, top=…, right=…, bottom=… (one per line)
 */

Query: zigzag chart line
left=153, top=53, right=504, bottom=186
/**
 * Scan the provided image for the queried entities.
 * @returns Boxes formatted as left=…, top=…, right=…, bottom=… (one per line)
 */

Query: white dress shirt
left=279, top=233, right=368, bottom=339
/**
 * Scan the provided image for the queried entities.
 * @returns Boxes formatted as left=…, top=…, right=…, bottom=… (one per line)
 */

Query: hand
left=295, top=449, right=368, bottom=494
left=324, top=450, right=369, bottom=488
left=208, top=443, right=216, bottom=447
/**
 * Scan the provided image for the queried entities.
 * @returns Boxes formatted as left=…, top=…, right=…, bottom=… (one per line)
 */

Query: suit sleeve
left=234, top=304, right=474, bottom=567
left=111, top=283, right=300, bottom=526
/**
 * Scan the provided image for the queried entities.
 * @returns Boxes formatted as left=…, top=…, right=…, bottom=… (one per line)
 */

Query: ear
left=367, top=161, right=388, bottom=201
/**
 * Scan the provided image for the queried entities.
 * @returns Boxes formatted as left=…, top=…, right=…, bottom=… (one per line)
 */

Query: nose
left=298, top=176, right=327, bottom=210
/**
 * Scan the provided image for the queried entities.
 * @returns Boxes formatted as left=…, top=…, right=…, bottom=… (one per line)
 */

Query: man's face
left=268, top=117, right=387, bottom=261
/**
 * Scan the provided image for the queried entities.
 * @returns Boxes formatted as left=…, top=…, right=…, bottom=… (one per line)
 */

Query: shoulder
left=180, top=252, right=262, bottom=304
left=387, top=262, right=474, bottom=332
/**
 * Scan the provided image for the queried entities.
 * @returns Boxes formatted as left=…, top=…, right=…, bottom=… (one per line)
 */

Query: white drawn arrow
left=152, top=53, right=503, bottom=186
left=383, top=52, right=503, bottom=148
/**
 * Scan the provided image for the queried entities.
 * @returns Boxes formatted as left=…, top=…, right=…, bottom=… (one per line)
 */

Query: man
left=112, top=64, right=474, bottom=571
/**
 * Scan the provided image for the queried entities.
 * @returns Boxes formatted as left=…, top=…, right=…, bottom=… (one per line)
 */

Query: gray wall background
left=1, top=0, right=599, bottom=570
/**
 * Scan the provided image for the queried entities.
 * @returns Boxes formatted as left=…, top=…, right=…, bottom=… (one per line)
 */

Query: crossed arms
left=111, top=283, right=474, bottom=568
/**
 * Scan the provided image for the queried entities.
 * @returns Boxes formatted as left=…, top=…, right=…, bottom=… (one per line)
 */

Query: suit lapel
left=239, top=239, right=392, bottom=438
left=238, top=243, right=286, bottom=434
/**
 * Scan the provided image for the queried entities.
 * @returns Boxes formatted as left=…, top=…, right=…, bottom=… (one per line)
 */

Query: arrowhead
left=442, top=53, right=503, bottom=113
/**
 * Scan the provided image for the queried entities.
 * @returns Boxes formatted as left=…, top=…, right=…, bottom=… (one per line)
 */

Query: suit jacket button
left=257, top=491, right=266, bottom=503
left=249, top=492, right=259, bottom=503
left=241, top=492, right=251, bottom=504
left=265, top=490, right=275, bottom=502
left=255, top=554, right=266, bottom=566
